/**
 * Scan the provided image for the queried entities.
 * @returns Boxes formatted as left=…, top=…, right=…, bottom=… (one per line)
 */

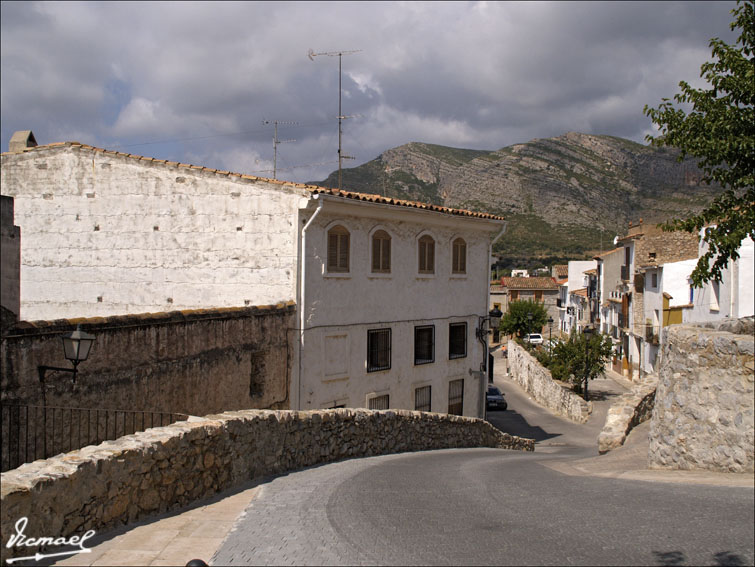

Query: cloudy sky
left=0, top=1, right=738, bottom=184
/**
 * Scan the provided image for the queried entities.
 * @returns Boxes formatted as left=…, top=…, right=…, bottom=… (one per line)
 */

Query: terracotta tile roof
left=584, top=268, right=597, bottom=275
left=3, top=141, right=505, bottom=222
left=501, top=276, right=559, bottom=290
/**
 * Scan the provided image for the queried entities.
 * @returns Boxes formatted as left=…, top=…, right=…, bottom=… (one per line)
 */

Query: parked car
left=524, top=333, right=544, bottom=345
left=486, top=385, right=507, bottom=411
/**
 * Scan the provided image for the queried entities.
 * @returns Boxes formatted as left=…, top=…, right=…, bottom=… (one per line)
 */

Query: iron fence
left=1, top=405, right=189, bottom=472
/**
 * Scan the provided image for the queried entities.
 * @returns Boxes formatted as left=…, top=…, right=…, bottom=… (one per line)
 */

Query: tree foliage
left=539, top=331, right=613, bottom=394
left=643, top=1, right=754, bottom=286
left=499, top=299, right=548, bottom=338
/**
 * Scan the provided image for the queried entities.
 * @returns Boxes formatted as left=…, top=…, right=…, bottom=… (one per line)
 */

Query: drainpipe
left=297, top=195, right=324, bottom=410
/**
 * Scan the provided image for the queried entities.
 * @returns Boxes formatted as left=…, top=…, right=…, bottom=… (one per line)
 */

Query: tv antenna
left=262, top=120, right=296, bottom=180
left=308, top=48, right=361, bottom=190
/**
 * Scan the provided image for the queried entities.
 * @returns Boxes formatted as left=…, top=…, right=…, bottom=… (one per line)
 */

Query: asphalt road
left=213, top=361, right=754, bottom=566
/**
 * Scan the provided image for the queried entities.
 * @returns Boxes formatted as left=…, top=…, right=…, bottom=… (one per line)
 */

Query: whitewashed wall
left=297, top=199, right=502, bottom=417
left=1, top=145, right=307, bottom=319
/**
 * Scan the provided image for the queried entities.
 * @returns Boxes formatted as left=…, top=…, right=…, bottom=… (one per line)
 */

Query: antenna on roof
left=262, top=120, right=297, bottom=180
left=308, top=48, right=361, bottom=191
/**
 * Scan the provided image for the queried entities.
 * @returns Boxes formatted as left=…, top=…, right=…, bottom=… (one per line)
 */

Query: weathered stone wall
left=1, top=303, right=294, bottom=415
left=648, top=318, right=754, bottom=472
left=0, top=408, right=534, bottom=563
left=1, top=195, right=20, bottom=329
left=1, top=143, right=307, bottom=320
left=598, top=374, right=657, bottom=453
left=507, top=340, right=592, bottom=423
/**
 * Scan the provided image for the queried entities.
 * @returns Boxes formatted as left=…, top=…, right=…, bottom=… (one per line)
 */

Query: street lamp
left=526, top=312, right=533, bottom=336
left=38, top=325, right=96, bottom=384
left=489, top=306, right=503, bottom=343
left=548, top=316, right=554, bottom=343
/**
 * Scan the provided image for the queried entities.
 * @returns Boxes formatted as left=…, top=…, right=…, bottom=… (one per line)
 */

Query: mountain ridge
left=310, top=132, right=723, bottom=269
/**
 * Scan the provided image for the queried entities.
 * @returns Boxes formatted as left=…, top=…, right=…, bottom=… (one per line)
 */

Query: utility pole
left=262, top=120, right=296, bottom=180
left=308, top=48, right=361, bottom=191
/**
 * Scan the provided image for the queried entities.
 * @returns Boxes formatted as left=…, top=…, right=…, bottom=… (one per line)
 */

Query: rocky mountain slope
left=311, top=132, right=723, bottom=268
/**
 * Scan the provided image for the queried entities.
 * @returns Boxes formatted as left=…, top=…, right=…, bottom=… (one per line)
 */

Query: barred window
left=367, top=328, right=391, bottom=372
left=449, top=323, right=467, bottom=359
left=448, top=379, right=464, bottom=416
left=415, top=385, right=431, bottom=412
left=369, top=394, right=389, bottom=410
left=452, top=238, right=466, bottom=274
left=414, top=325, right=435, bottom=365
left=372, top=230, right=391, bottom=273
left=327, top=225, right=350, bottom=273
left=418, top=235, right=435, bottom=274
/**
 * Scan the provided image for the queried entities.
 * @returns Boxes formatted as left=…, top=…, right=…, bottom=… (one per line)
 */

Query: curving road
left=213, top=362, right=754, bottom=566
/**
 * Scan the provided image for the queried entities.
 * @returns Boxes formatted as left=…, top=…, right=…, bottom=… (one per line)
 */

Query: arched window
left=418, top=235, right=435, bottom=274
left=327, top=225, right=350, bottom=272
left=452, top=238, right=466, bottom=274
left=371, top=230, right=391, bottom=273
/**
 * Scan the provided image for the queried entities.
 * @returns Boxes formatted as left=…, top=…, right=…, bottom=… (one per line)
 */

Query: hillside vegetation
left=310, top=133, right=723, bottom=270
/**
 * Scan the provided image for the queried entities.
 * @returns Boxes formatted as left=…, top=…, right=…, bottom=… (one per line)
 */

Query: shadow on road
left=486, top=408, right=562, bottom=443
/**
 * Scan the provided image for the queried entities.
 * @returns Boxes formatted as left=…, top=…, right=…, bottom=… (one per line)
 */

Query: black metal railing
left=1, top=405, right=189, bottom=472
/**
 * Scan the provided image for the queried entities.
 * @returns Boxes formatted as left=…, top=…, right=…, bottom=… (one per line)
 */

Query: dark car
left=486, top=385, right=507, bottom=411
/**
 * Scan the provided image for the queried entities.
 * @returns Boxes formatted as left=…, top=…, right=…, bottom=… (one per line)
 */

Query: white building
left=558, top=260, right=596, bottom=334
left=685, top=233, right=754, bottom=323
left=1, top=136, right=505, bottom=418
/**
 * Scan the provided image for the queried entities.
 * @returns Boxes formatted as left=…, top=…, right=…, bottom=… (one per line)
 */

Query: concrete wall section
left=0, top=408, right=534, bottom=563
left=649, top=318, right=754, bottom=473
left=1, top=195, right=20, bottom=327
left=0, top=303, right=295, bottom=416
left=0, top=145, right=306, bottom=320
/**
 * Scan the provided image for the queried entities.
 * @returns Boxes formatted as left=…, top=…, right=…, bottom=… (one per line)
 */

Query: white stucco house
left=1, top=135, right=506, bottom=418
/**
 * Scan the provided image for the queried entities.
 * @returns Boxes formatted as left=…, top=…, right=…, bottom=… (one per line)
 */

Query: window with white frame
left=452, top=238, right=466, bottom=274
left=418, top=235, right=435, bottom=274
left=327, top=225, right=350, bottom=273
left=414, top=325, right=435, bottom=365
left=371, top=230, right=391, bottom=273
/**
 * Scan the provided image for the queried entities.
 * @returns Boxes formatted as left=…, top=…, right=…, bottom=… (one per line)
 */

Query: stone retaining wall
left=0, top=408, right=534, bottom=563
left=648, top=318, right=754, bottom=472
left=598, top=375, right=657, bottom=454
left=507, top=341, right=592, bottom=423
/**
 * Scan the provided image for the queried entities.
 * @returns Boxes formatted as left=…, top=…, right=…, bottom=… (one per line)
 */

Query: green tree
left=643, top=1, right=754, bottom=286
left=499, top=299, right=548, bottom=338
left=549, top=331, right=613, bottom=400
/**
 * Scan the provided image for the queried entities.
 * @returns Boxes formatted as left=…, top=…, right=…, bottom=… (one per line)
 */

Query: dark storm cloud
left=0, top=1, right=739, bottom=183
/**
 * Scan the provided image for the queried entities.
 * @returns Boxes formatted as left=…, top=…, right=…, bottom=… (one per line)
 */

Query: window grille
left=414, top=386, right=431, bottom=412
left=414, top=325, right=435, bottom=365
left=448, top=379, right=464, bottom=416
left=449, top=323, right=467, bottom=359
left=367, top=328, right=391, bottom=372
left=418, top=235, right=435, bottom=274
left=452, top=238, right=466, bottom=273
left=372, top=230, right=391, bottom=273
left=327, top=226, right=349, bottom=272
left=368, top=394, right=389, bottom=410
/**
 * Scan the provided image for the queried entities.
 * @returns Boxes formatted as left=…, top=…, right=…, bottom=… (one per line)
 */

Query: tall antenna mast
left=262, top=120, right=296, bottom=180
left=308, top=48, right=361, bottom=190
